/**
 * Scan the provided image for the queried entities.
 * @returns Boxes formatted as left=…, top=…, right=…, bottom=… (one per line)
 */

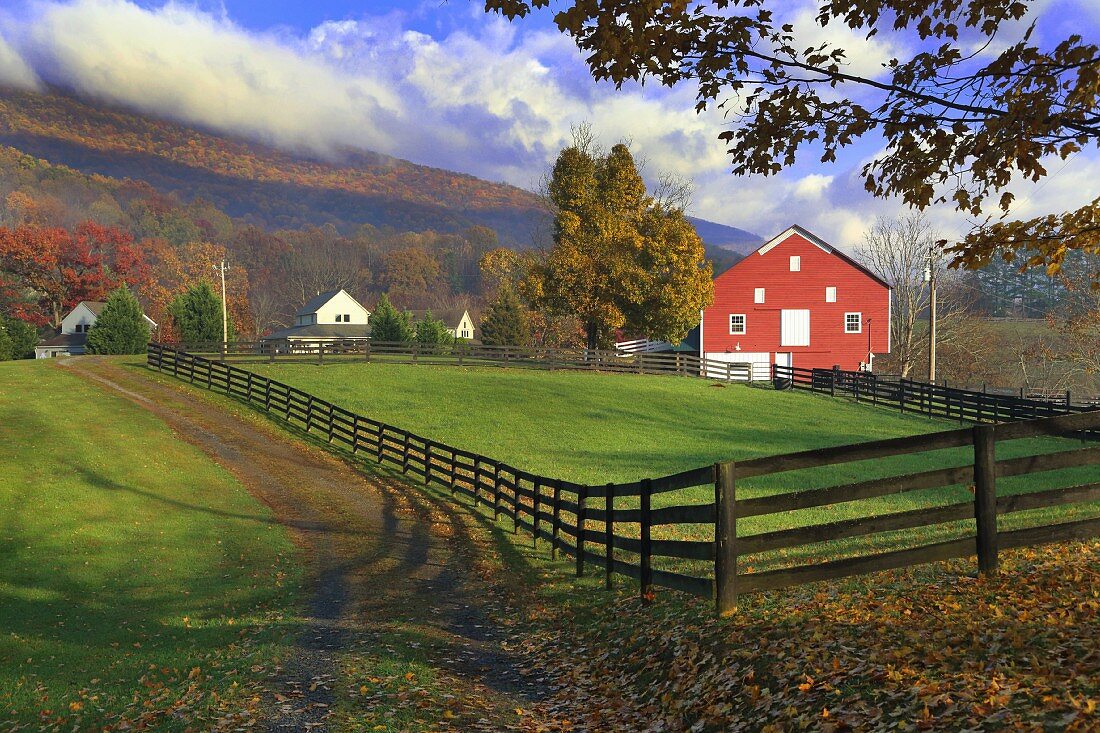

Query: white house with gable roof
left=263, top=289, right=371, bottom=349
left=35, top=301, right=158, bottom=358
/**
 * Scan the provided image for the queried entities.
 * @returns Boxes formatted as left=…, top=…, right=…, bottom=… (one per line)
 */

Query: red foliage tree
left=0, top=222, right=153, bottom=327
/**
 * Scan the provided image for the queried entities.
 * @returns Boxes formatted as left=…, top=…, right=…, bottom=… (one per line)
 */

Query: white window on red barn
left=729, top=314, right=746, bottom=334
left=826, top=287, right=837, bottom=303
left=754, top=288, right=765, bottom=304
left=790, top=256, right=801, bottom=272
left=845, top=312, right=862, bottom=333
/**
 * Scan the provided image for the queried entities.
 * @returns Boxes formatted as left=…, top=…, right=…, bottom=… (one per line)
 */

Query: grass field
left=0, top=360, right=302, bottom=730
left=247, top=362, right=1099, bottom=570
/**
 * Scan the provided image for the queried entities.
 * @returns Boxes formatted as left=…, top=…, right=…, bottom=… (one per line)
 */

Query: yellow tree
left=529, top=140, right=712, bottom=349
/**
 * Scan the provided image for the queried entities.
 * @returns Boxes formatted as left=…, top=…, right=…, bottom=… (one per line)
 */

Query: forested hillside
left=0, top=87, right=550, bottom=242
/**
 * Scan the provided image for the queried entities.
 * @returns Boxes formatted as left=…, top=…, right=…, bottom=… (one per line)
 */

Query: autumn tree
left=145, top=241, right=252, bottom=340
left=478, top=247, right=530, bottom=295
left=370, top=294, right=413, bottom=343
left=169, top=281, right=232, bottom=344
left=487, top=1, right=1100, bottom=280
left=380, top=245, right=444, bottom=303
left=85, top=286, right=149, bottom=355
left=0, top=222, right=151, bottom=327
left=480, top=284, right=531, bottom=346
left=281, top=226, right=368, bottom=307
left=529, top=139, right=711, bottom=349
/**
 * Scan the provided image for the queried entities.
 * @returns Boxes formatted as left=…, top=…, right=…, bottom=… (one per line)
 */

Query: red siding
left=703, top=229, right=890, bottom=371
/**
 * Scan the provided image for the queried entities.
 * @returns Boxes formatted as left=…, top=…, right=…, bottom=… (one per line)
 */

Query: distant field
left=0, top=360, right=301, bottom=730
left=247, top=362, right=1099, bottom=568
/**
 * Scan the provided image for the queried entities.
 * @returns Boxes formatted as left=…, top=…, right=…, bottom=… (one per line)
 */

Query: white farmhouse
left=263, top=289, right=371, bottom=348
left=35, top=301, right=158, bottom=358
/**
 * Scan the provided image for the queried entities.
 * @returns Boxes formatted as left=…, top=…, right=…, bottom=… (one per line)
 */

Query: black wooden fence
left=175, top=339, right=768, bottom=382
left=776, top=364, right=1099, bottom=432
left=149, top=343, right=1100, bottom=614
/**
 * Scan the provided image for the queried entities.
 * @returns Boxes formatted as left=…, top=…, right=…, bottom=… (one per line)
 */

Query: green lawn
left=0, top=360, right=302, bottom=730
left=247, top=362, right=1099, bottom=571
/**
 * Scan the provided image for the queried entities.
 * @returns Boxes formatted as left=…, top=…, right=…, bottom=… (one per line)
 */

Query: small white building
left=263, top=289, right=372, bottom=348
left=405, top=308, right=477, bottom=341
left=35, top=301, right=158, bottom=358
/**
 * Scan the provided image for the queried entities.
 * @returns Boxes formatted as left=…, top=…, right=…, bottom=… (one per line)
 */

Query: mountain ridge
left=0, top=86, right=760, bottom=258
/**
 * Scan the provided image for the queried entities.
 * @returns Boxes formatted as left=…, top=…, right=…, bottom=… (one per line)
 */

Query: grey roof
left=263, top=323, right=372, bottom=340
left=38, top=333, right=87, bottom=348
left=404, top=308, right=469, bottom=328
left=295, top=290, right=343, bottom=317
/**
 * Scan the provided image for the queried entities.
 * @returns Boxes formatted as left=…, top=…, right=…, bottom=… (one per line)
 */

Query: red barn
left=701, top=225, right=890, bottom=377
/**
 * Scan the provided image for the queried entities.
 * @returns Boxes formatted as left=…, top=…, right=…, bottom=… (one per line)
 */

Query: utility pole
left=866, top=317, right=873, bottom=371
left=926, top=244, right=937, bottom=383
left=214, top=260, right=230, bottom=344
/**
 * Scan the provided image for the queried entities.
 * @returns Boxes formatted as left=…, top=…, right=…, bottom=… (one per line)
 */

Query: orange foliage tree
left=0, top=222, right=152, bottom=327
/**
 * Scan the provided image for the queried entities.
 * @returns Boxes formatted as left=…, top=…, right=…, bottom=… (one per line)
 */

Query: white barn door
left=780, top=310, right=810, bottom=347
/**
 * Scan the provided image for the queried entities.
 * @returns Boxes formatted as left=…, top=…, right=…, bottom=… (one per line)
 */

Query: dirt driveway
left=62, top=357, right=561, bottom=732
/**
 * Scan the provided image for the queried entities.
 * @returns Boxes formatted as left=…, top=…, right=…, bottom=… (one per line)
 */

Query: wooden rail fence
left=776, top=364, right=1100, bottom=434
left=175, top=339, right=767, bottom=383
left=149, top=343, right=1100, bottom=614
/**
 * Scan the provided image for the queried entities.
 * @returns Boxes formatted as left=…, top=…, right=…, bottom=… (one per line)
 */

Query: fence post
left=640, top=478, right=652, bottom=604
left=364, top=339, right=371, bottom=363
left=305, top=395, right=313, bottom=433
left=401, top=433, right=410, bottom=474
left=318, top=343, right=324, bottom=366
left=830, top=368, right=837, bottom=397
left=424, top=441, right=432, bottom=485
left=576, top=485, right=587, bottom=577
left=351, top=415, right=359, bottom=454
left=551, top=480, right=561, bottom=560
left=263, top=379, right=271, bottom=412
left=973, top=424, right=999, bottom=576
left=376, top=425, right=385, bottom=463
left=533, top=480, right=541, bottom=546
left=714, top=461, right=738, bottom=616
left=492, top=464, right=501, bottom=520
left=511, top=469, right=520, bottom=535
left=449, top=449, right=457, bottom=495
left=326, top=406, right=334, bottom=443
left=725, top=362, right=732, bottom=382
left=472, top=461, right=482, bottom=507
left=605, top=482, right=614, bottom=590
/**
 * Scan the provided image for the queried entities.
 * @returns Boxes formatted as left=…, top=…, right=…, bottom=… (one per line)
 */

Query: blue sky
left=0, top=0, right=1096, bottom=250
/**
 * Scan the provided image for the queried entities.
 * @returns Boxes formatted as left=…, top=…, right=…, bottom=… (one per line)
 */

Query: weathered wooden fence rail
left=776, top=364, right=1100, bottom=433
left=149, top=343, right=1100, bottom=614
left=175, top=339, right=767, bottom=382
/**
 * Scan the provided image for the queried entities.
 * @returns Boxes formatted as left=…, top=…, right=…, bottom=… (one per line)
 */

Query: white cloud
left=0, top=31, right=39, bottom=89
left=0, top=0, right=1094, bottom=254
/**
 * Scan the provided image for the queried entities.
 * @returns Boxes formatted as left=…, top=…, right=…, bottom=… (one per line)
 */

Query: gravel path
left=62, top=358, right=554, bottom=732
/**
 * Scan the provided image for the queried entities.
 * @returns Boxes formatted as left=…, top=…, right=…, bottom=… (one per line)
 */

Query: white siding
left=313, top=291, right=371, bottom=325
left=60, top=303, right=98, bottom=335
left=780, top=309, right=810, bottom=346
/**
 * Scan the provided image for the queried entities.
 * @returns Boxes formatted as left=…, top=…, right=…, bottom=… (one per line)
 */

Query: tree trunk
left=586, top=321, right=598, bottom=351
